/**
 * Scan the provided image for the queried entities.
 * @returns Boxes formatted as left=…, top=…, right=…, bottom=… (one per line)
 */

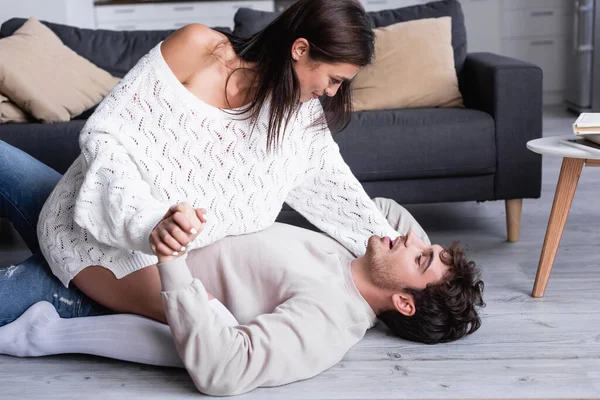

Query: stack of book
left=573, top=113, right=600, bottom=145
left=558, top=113, right=600, bottom=154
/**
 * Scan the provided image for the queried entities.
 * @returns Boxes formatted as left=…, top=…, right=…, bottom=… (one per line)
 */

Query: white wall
left=0, top=0, right=95, bottom=28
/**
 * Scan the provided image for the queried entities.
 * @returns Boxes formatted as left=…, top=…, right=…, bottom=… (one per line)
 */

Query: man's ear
left=291, top=38, right=310, bottom=61
left=391, top=292, right=415, bottom=317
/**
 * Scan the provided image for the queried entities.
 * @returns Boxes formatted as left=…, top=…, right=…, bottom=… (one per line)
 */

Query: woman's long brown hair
left=219, top=0, right=375, bottom=152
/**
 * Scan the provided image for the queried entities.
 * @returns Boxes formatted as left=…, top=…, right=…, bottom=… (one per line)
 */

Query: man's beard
left=365, top=244, right=401, bottom=292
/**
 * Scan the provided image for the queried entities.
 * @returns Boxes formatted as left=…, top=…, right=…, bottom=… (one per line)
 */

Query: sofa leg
left=0, top=216, right=10, bottom=239
left=505, top=199, right=522, bottom=243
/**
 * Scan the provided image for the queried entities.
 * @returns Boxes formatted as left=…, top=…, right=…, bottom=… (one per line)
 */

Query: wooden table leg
left=532, top=157, right=585, bottom=297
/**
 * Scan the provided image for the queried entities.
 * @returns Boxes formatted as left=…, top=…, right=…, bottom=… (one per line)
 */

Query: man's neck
left=350, top=258, right=389, bottom=315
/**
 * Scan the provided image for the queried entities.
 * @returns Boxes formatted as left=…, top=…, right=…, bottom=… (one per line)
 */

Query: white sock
left=0, top=299, right=239, bottom=368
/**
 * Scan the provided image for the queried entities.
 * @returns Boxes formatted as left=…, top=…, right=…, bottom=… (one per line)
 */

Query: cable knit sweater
left=37, top=41, right=398, bottom=288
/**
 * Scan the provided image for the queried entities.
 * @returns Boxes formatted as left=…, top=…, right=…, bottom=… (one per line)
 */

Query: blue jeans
left=0, top=140, right=113, bottom=326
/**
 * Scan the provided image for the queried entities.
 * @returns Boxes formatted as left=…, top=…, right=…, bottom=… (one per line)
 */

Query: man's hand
left=150, top=202, right=207, bottom=263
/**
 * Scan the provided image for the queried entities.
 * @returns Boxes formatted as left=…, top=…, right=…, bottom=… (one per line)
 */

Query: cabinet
left=95, top=1, right=275, bottom=31
left=501, top=0, right=570, bottom=104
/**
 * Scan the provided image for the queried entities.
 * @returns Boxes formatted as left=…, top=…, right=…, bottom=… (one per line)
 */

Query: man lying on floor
left=0, top=198, right=484, bottom=396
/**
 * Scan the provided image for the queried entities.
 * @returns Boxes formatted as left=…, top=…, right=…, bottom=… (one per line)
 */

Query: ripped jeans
left=0, top=140, right=112, bottom=327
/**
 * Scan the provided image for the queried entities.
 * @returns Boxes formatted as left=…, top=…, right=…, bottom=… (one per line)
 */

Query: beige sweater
left=157, top=198, right=429, bottom=396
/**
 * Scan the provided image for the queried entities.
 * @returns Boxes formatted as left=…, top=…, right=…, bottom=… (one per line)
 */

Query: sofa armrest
left=459, top=52, right=543, bottom=200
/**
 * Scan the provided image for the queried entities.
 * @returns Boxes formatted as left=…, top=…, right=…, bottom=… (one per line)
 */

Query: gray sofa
left=0, top=0, right=542, bottom=241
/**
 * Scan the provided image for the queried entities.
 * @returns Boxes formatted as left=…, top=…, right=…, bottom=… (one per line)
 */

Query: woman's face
left=291, top=38, right=361, bottom=102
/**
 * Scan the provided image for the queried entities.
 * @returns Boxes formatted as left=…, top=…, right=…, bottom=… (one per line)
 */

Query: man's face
left=364, top=230, right=449, bottom=292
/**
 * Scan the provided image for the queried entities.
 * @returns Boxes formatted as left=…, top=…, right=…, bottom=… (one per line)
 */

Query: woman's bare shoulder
left=160, top=24, right=227, bottom=84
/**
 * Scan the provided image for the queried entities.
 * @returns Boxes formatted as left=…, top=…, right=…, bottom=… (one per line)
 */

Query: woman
left=31, top=0, right=400, bottom=325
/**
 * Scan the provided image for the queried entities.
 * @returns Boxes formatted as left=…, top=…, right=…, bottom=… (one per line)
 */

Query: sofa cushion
left=0, top=18, right=121, bottom=123
left=233, top=0, right=466, bottom=73
left=335, top=108, right=496, bottom=181
left=233, top=7, right=279, bottom=38
left=368, top=0, right=466, bottom=73
left=0, top=120, right=84, bottom=174
left=352, top=17, right=463, bottom=111
left=1, top=107, right=495, bottom=180
left=0, top=94, right=33, bottom=123
left=0, top=18, right=233, bottom=78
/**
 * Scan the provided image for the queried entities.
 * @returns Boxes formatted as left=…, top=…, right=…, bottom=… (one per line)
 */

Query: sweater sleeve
left=372, top=197, right=431, bottom=245
left=285, top=120, right=399, bottom=257
left=73, top=127, right=171, bottom=254
left=157, top=257, right=352, bottom=396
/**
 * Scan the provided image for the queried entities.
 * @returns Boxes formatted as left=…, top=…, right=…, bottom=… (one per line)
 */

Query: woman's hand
left=150, top=202, right=207, bottom=263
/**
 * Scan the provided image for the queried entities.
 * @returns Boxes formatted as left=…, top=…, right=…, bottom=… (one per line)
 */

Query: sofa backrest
left=233, top=0, right=467, bottom=74
left=0, top=18, right=232, bottom=78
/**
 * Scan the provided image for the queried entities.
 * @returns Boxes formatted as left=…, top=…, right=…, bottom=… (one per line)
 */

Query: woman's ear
left=392, top=292, right=415, bottom=317
left=291, top=38, right=310, bottom=61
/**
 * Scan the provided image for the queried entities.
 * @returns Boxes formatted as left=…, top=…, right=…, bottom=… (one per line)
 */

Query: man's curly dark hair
left=378, top=241, right=485, bottom=344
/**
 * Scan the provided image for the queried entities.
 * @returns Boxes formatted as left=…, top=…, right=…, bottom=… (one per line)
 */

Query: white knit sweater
left=37, top=41, right=398, bottom=288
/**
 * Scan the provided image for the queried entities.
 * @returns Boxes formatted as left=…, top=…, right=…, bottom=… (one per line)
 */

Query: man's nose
left=406, top=230, right=425, bottom=247
left=405, top=230, right=414, bottom=246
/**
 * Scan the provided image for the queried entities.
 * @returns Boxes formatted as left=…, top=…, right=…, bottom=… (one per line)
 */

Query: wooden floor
left=1, top=106, right=599, bottom=399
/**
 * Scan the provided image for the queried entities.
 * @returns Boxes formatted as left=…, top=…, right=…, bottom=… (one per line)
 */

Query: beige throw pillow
left=0, top=93, right=33, bottom=123
left=351, top=17, right=463, bottom=111
left=0, top=18, right=120, bottom=123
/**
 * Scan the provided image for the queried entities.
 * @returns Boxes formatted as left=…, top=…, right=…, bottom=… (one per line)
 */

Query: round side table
left=527, top=135, right=600, bottom=297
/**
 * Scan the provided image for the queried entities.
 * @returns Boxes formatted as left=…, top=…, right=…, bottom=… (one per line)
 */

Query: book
left=573, top=113, right=600, bottom=134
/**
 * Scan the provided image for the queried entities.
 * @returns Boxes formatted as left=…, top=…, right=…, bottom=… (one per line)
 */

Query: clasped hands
left=150, top=202, right=207, bottom=263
